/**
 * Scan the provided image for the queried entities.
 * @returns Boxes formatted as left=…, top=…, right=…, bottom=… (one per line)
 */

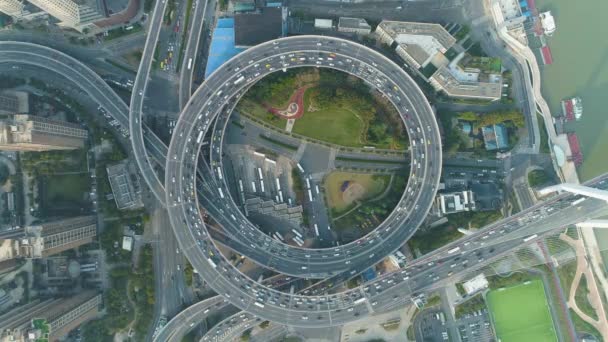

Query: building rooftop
left=234, top=7, right=283, bottom=47
left=430, top=66, right=503, bottom=100
left=437, top=190, right=476, bottom=215
left=205, top=18, right=246, bottom=78
left=106, top=162, right=143, bottom=210
left=463, top=274, right=489, bottom=295
left=377, top=21, right=455, bottom=66
left=338, top=17, right=371, bottom=31
left=122, top=236, right=133, bottom=251
left=0, top=114, right=87, bottom=151
left=482, top=123, right=509, bottom=150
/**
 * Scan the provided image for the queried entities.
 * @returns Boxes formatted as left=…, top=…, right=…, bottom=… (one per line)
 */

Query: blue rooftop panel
left=494, top=124, right=509, bottom=149
left=362, top=267, right=377, bottom=281
left=216, top=17, right=234, bottom=29
left=483, top=124, right=509, bottom=150
left=205, top=18, right=246, bottom=78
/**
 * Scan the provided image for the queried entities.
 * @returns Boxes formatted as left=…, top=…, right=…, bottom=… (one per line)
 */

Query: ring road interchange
left=165, top=34, right=608, bottom=327
left=168, top=35, right=443, bottom=280
left=0, top=38, right=442, bottom=280
left=3, top=39, right=608, bottom=329
left=157, top=173, right=608, bottom=340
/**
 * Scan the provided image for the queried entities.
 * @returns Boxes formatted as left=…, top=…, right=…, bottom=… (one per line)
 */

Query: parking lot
left=414, top=308, right=450, bottom=342
left=456, top=309, right=495, bottom=342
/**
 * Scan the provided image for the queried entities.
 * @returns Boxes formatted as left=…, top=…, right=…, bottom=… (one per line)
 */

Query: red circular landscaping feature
left=265, top=85, right=311, bottom=119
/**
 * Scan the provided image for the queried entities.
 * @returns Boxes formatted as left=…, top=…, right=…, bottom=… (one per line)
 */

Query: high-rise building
left=0, top=0, right=25, bottom=18
left=19, top=216, right=97, bottom=258
left=0, top=291, right=102, bottom=341
left=0, top=114, right=87, bottom=151
left=0, top=91, right=29, bottom=115
left=26, top=0, right=103, bottom=32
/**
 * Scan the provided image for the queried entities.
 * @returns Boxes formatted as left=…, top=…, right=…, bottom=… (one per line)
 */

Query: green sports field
left=487, top=279, right=558, bottom=342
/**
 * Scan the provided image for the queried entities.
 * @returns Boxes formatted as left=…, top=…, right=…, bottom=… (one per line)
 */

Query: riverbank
left=486, top=0, right=579, bottom=184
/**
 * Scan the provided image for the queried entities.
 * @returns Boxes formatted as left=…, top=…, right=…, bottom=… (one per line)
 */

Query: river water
left=535, top=0, right=608, bottom=263
left=537, top=0, right=608, bottom=181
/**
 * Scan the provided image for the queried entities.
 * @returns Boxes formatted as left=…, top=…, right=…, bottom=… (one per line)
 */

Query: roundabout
left=3, top=38, right=608, bottom=338
left=165, top=35, right=443, bottom=326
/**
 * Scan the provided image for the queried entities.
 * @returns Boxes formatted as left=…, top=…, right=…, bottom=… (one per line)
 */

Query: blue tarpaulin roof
left=362, top=267, right=377, bottom=281
left=205, top=18, right=246, bottom=78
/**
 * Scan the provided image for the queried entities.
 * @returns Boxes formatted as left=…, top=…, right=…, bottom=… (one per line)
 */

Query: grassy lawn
left=575, top=275, right=599, bottom=321
left=407, top=224, right=463, bottom=255
left=292, top=105, right=365, bottom=147
left=569, top=308, right=602, bottom=340
left=239, top=68, right=406, bottom=149
left=43, top=173, right=90, bottom=202
left=324, top=172, right=388, bottom=213
left=487, top=279, right=558, bottom=342
left=332, top=175, right=406, bottom=237
left=556, top=260, right=577, bottom=294
left=537, top=113, right=551, bottom=154
left=467, top=56, right=502, bottom=73
left=40, top=173, right=91, bottom=216
left=238, top=99, right=285, bottom=130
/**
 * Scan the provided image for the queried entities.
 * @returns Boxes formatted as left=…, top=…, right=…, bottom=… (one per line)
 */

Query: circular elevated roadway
left=5, top=38, right=608, bottom=330
left=166, top=35, right=442, bottom=326
left=168, top=35, right=442, bottom=279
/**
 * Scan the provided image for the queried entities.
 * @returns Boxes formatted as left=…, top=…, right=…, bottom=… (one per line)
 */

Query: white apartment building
left=27, top=0, right=103, bottom=32
left=0, top=0, right=25, bottom=17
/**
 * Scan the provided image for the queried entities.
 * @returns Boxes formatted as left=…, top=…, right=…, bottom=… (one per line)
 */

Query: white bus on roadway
left=187, top=58, right=193, bottom=70
left=447, top=247, right=461, bottom=254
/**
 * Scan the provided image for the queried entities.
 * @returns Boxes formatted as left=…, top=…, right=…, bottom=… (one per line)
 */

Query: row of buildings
left=0, top=216, right=97, bottom=270
left=314, top=18, right=505, bottom=101
left=0, top=216, right=101, bottom=341
left=0, top=88, right=110, bottom=340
